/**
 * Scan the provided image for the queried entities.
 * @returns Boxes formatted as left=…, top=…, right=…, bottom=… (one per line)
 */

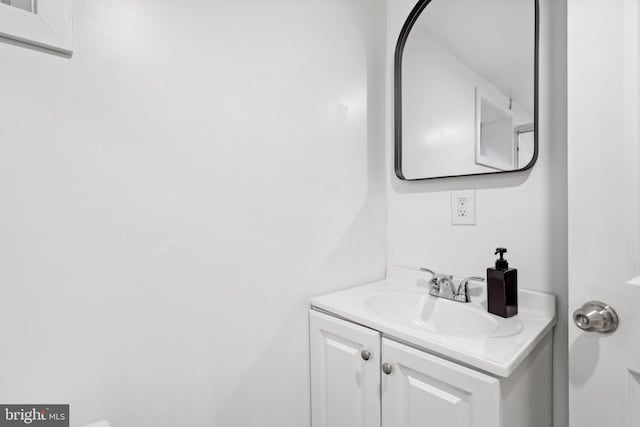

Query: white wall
left=0, top=1, right=387, bottom=426
left=386, top=1, right=568, bottom=426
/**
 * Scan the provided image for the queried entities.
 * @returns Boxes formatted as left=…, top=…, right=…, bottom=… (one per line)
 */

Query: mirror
left=394, top=0, right=538, bottom=180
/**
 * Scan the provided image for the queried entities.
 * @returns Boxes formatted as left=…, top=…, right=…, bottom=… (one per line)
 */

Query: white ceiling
left=414, top=0, right=535, bottom=113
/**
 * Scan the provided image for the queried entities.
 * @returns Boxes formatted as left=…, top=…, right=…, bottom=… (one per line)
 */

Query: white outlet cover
left=451, top=189, right=476, bottom=225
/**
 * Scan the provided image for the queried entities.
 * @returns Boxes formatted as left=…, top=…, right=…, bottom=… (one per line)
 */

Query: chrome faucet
left=420, top=268, right=484, bottom=303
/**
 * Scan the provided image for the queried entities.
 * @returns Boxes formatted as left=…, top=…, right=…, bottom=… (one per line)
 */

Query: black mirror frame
left=394, top=0, right=540, bottom=181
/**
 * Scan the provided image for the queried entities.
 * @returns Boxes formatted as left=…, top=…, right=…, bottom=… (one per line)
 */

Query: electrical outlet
left=451, top=190, right=476, bottom=225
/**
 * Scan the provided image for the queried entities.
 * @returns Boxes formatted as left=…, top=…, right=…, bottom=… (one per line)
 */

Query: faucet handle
left=460, top=276, right=485, bottom=288
left=417, top=268, right=435, bottom=292
left=456, top=276, right=485, bottom=302
left=419, top=268, right=442, bottom=297
left=420, top=268, right=436, bottom=277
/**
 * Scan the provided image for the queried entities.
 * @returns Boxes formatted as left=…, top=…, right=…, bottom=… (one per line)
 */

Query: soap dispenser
left=487, top=248, right=518, bottom=318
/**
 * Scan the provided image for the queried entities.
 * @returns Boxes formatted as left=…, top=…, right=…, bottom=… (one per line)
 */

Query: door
left=309, top=310, right=381, bottom=427
left=381, top=338, right=500, bottom=427
left=568, top=0, right=640, bottom=426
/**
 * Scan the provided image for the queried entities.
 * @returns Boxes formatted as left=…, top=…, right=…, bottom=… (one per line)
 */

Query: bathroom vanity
left=309, top=266, right=556, bottom=427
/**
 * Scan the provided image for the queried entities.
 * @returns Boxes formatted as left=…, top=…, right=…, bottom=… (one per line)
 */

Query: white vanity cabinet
left=310, top=309, right=552, bottom=427
left=310, top=310, right=381, bottom=427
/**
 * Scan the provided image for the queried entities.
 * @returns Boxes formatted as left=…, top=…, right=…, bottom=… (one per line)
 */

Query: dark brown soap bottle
left=487, top=248, right=518, bottom=318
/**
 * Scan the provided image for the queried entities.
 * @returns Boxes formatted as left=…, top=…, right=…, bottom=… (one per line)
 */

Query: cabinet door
left=381, top=338, right=500, bottom=427
left=310, top=310, right=381, bottom=427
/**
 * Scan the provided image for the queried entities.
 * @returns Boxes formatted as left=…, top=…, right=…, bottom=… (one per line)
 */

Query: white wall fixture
left=450, top=189, right=476, bottom=225
left=0, top=0, right=72, bottom=54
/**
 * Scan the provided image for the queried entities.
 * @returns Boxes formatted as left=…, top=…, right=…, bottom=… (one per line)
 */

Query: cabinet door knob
left=360, top=350, right=371, bottom=361
left=382, top=363, right=393, bottom=375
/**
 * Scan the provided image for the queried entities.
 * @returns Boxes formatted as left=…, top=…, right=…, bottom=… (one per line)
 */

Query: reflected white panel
left=0, top=0, right=33, bottom=13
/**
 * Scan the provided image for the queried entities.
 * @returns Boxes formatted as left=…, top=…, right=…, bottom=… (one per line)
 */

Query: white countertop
left=311, top=265, right=557, bottom=377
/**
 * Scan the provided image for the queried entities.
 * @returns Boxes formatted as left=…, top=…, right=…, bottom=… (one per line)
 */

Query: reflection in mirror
left=0, top=0, right=34, bottom=13
left=477, top=89, right=516, bottom=171
left=395, top=0, right=537, bottom=180
left=515, top=125, right=534, bottom=169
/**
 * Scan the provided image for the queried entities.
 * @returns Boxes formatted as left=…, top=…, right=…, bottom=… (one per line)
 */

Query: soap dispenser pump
left=487, top=247, right=518, bottom=318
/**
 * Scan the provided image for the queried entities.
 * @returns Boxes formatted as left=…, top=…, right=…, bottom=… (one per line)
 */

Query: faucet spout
left=432, top=274, right=455, bottom=298
left=444, top=278, right=459, bottom=297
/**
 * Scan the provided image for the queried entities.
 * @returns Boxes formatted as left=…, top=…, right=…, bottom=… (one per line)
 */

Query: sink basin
left=365, top=291, right=522, bottom=338
left=364, top=292, right=423, bottom=322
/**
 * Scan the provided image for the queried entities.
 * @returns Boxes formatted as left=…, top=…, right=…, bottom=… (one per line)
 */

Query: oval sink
left=365, top=292, right=522, bottom=338
left=417, top=298, right=500, bottom=337
left=365, top=291, right=424, bottom=323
